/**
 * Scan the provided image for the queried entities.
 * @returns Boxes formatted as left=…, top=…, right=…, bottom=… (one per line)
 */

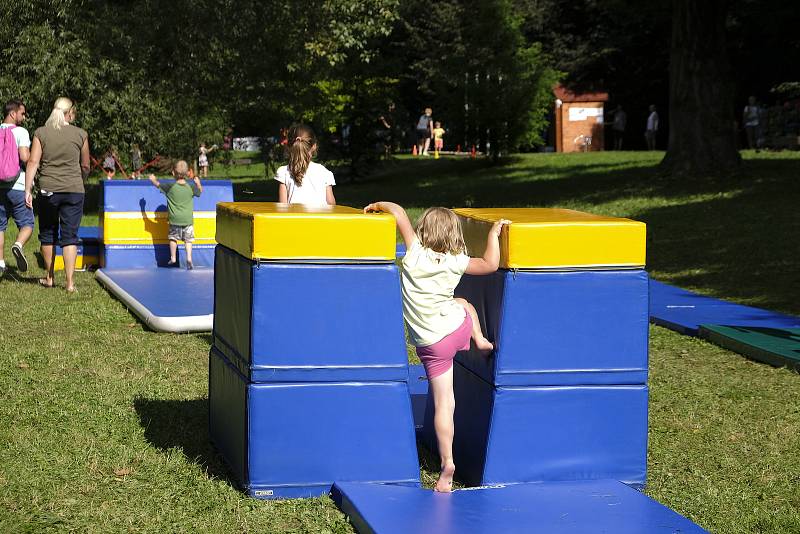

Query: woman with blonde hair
left=25, top=97, right=90, bottom=292
left=273, top=124, right=335, bottom=207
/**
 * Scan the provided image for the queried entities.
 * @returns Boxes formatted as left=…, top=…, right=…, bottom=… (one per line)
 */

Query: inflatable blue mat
left=649, top=280, right=800, bottom=336
left=96, top=268, right=213, bottom=333
left=332, top=479, right=707, bottom=534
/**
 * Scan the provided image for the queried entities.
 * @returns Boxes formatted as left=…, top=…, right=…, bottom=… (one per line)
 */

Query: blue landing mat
left=332, top=480, right=707, bottom=534
left=96, top=268, right=213, bottom=332
left=649, top=280, right=800, bottom=336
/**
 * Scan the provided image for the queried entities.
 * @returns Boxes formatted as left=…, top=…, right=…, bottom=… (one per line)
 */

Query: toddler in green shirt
left=148, top=160, right=203, bottom=269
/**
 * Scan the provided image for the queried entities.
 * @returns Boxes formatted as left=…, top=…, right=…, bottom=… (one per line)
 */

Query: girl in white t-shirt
left=364, top=201, right=509, bottom=493
left=274, top=124, right=336, bottom=207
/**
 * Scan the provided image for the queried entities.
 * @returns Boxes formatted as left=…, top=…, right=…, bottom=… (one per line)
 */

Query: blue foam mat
left=649, top=280, right=800, bottom=336
left=55, top=225, right=101, bottom=256
left=455, top=269, right=649, bottom=386
left=209, top=349, right=420, bottom=499
left=100, top=179, right=233, bottom=212
left=332, top=480, right=707, bottom=534
left=96, top=267, right=213, bottom=332
left=102, top=244, right=215, bottom=268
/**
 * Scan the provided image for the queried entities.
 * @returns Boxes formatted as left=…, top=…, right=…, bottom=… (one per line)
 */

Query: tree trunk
left=660, top=0, right=741, bottom=176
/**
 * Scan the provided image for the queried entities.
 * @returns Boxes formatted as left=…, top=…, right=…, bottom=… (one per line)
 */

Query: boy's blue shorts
left=0, top=188, right=35, bottom=231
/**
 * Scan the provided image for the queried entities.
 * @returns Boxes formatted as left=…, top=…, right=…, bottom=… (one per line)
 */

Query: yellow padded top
left=454, top=208, right=646, bottom=269
left=216, top=202, right=397, bottom=261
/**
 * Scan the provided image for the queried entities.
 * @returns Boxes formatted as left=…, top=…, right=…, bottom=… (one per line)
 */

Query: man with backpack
left=0, top=99, right=33, bottom=275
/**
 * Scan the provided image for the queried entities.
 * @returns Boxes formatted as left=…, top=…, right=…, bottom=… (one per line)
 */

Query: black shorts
left=416, top=128, right=430, bottom=142
left=38, top=192, right=85, bottom=247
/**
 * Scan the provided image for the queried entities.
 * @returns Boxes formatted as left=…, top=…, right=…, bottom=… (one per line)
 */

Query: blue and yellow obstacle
left=99, top=179, right=233, bottom=268
left=54, top=225, right=101, bottom=271
left=204, top=202, right=705, bottom=531
left=418, top=208, right=650, bottom=488
left=94, top=179, right=233, bottom=332
left=209, top=202, right=420, bottom=499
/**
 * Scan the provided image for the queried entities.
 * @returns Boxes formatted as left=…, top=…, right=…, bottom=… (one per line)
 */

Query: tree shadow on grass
left=133, top=396, right=234, bottom=484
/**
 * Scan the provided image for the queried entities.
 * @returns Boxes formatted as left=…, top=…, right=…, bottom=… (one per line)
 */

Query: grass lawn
left=1, top=151, right=798, bottom=533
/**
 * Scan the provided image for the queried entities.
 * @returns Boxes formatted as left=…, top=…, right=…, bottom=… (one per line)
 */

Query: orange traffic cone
left=471, top=145, right=477, bottom=159
left=412, top=144, right=418, bottom=156
left=456, top=144, right=461, bottom=153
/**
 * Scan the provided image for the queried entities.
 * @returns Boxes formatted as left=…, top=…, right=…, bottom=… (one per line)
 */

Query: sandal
left=38, top=278, right=54, bottom=288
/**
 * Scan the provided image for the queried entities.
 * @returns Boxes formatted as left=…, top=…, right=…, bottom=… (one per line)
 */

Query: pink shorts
left=416, top=314, right=471, bottom=380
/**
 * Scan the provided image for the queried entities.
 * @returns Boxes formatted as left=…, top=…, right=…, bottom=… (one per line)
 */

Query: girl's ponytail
left=286, top=124, right=317, bottom=186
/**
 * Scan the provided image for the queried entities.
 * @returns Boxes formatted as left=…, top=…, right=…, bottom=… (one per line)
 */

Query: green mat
left=699, top=325, right=800, bottom=371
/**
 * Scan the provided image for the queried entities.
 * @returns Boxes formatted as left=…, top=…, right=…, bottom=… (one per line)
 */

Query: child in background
left=433, top=122, right=445, bottom=153
left=274, top=124, right=336, bottom=207
left=363, top=201, right=510, bottom=493
left=102, top=149, right=117, bottom=179
left=148, top=160, right=203, bottom=269
left=198, top=143, right=210, bottom=177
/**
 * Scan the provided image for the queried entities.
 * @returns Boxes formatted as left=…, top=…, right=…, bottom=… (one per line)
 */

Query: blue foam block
left=55, top=225, right=101, bottom=256
left=76, top=225, right=100, bottom=240
left=649, top=280, right=800, bottom=336
left=425, top=363, right=648, bottom=488
left=213, top=245, right=409, bottom=382
left=102, top=243, right=215, bottom=268
left=454, top=269, right=649, bottom=386
left=100, top=179, right=233, bottom=212
left=408, top=364, right=428, bottom=432
left=332, top=479, right=708, bottom=534
left=95, top=267, right=213, bottom=332
left=209, top=349, right=420, bottom=499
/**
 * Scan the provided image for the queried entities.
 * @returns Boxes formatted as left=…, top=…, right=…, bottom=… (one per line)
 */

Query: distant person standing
left=743, top=96, right=760, bottom=151
left=645, top=105, right=659, bottom=151
left=378, top=101, right=396, bottom=159
left=433, top=121, right=445, bottom=153
left=609, top=105, right=627, bottom=150
left=102, top=147, right=118, bottom=179
left=131, top=143, right=142, bottom=176
left=0, top=99, right=33, bottom=275
left=198, top=143, right=210, bottom=177
left=25, top=97, right=90, bottom=292
left=131, top=143, right=142, bottom=171
left=416, top=107, right=433, bottom=156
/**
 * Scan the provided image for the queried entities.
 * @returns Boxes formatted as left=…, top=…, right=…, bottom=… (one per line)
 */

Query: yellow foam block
left=454, top=208, right=646, bottom=269
left=101, top=211, right=217, bottom=245
left=54, top=255, right=98, bottom=271
left=216, top=202, right=396, bottom=261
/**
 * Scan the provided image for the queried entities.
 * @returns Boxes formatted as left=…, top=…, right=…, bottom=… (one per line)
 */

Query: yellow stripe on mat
left=102, top=211, right=217, bottom=244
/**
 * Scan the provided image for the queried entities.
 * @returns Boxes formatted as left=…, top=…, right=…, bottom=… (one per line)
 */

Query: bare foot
left=38, top=278, right=54, bottom=288
left=66, top=286, right=77, bottom=294
left=475, top=336, right=494, bottom=353
left=434, top=462, right=455, bottom=493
